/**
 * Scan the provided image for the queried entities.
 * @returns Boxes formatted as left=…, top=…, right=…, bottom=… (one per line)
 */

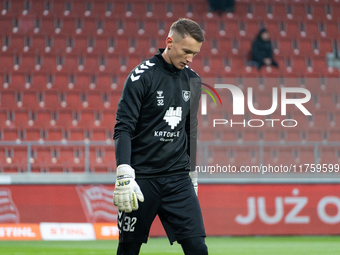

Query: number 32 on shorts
left=123, top=216, right=137, bottom=232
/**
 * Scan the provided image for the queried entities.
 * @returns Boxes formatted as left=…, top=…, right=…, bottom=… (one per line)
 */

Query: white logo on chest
left=182, top=90, right=191, bottom=102
left=163, top=107, right=182, bottom=129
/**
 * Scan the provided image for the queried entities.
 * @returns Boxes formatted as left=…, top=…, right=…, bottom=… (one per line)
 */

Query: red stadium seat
left=263, top=130, right=281, bottom=142
left=46, top=128, right=64, bottom=141
left=242, top=129, right=261, bottom=142
left=127, top=55, right=142, bottom=71
left=283, top=129, right=302, bottom=142
left=298, top=38, right=314, bottom=55
left=21, top=90, right=40, bottom=109
left=208, top=56, right=224, bottom=75
left=62, top=91, right=82, bottom=109
left=112, top=1, right=125, bottom=17
left=198, top=129, right=215, bottom=141
left=290, top=3, right=306, bottom=20
left=324, top=22, right=339, bottom=39
left=271, top=3, right=291, bottom=21
left=32, top=147, right=53, bottom=168
left=203, top=19, right=220, bottom=39
left=218, top=38, right=233, bottom=55
left=84, top=54, right=99, bottom=72
left=90, top=128, right=109, bottom=141
left=319, top=147, right=340, bottom=164
left=329, top=130, right=340, bottom=141
left=100, top=109, right=116, bottom=129
left=68, top=128, right=86, bottom=141
left=25, top=127, right=42, bottom=141
left=312, top=3, right=329, bottom=21
left=305, top=21, right=321, bottom=38
left=244, top=20, right=260, bottom=39
left=73, top=36, right=88, bottom=52
left=0, top=90, right=21, bottom=109
left=251, top=3, right=268, bottom=20
left=41, top=90, right=61, bottom=110
left=106, top=92, right=121, bottom=110
left=292, top=112, right=310, bottom=129
left=275, top=147, right=299, bottom=165
left=299, top=146, right=317, bottom=165
left=319, top=38, right=333, bottom=54
left=31, top=35, right=46, bottom=52
left=231, top=146, right=258, bottom=167
left=13, top=109, right=31, bottom=128
left=219, top=130, right=237, bottom=142
left=226, top=20, right=241, bottom=37
left=305, top=129, right=322, bottom=141
left=83, top=91, right=103, bottom=109
left=4, top=72, right=23, bottom=91
left=56, top=109, right=77, bottom=128
left=95, top=73, right=116, bottom=92
left=9, top=146, right=27, bottom=168
left=52, top=146, right=84, bottom=172
left=0, top=109, right=10, bottom=128
left=1, top=128, right=19, bottom=141
left=207, top=146, right=229, bottom=165
left=90, top=147, right=115, bottom=173
left=78, top=110, right=99, bottom=129
left=311, top=111, right=332, bottom=129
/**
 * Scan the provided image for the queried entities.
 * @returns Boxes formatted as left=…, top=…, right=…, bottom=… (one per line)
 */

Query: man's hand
left=264, top=58, right=272, bottom=66
left=113, top=164, right=144, bottom=213
left=189, top=170, right=198, bottom=196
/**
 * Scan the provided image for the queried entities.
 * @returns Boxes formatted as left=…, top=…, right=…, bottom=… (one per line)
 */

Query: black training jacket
left=113, top=49, right=201, bottom=177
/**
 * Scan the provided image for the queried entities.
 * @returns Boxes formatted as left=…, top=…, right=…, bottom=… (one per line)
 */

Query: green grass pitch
left=1, top=236, right=340, bottom=255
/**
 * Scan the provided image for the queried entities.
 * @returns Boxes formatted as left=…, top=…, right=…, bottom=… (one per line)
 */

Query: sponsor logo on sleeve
left=130, top=60, right=155, bottom=82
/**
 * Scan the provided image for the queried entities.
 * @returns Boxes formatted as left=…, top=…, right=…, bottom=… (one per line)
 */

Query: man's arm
left=186, top=79, right=201, bottom=171
left=114, top=73, right=146, bottom=166
left=186, top=78, right=201, bottom=195
left=113, top=73, right=146, bottom=212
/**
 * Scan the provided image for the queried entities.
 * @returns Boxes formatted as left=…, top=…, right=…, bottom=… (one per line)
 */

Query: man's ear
left=166, top=36, right=173, bottom=49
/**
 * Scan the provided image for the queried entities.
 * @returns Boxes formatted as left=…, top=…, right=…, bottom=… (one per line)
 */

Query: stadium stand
left=0, top=0, right=339, bottom=175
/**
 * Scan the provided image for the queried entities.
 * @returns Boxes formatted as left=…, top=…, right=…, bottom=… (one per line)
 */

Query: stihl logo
left=163, top=107, right=182, bottom=129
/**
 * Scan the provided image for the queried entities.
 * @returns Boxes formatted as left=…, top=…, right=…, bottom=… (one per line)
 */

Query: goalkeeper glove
left=189, top=170, right=198, bottom=196
left=113, top=164, right=144, bottom=213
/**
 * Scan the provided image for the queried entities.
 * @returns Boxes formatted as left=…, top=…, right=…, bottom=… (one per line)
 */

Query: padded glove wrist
left=113, top=164, right=144, bottom=213
left=189, top=170, right=198, bottom=196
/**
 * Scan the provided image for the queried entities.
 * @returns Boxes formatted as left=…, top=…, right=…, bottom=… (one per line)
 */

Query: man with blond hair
left=113, top=18, right=208, bottom=255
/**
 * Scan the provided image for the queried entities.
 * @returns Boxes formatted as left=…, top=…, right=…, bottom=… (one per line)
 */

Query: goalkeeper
left=113, top=18, right=208, bottom=255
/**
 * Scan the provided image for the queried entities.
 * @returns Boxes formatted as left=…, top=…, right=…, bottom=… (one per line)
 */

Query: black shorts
left=117, top=173, right=206, bottom=244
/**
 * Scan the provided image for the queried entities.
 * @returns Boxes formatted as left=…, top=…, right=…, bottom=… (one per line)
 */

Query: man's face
left=167, top=35, right=202, bottom=70
left=261, top=32, right=270, bottom=41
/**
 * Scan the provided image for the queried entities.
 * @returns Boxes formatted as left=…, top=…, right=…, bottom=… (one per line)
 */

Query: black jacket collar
left=154, top=49, right=182, bottom=75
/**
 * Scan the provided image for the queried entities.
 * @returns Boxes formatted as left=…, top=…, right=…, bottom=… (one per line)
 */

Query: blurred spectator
left=249, top=28, right=278, bottom=70
left=207, top=0, right=235, bottom=14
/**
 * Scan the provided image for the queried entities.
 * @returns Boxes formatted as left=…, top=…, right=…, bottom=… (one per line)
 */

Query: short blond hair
left=169, top=18, right=205, bottom=43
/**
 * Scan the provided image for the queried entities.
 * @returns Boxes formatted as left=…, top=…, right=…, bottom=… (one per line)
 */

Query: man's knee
left=179, top=236, right=208, bottom=255
left=117, top=242, right=142, bottom=255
